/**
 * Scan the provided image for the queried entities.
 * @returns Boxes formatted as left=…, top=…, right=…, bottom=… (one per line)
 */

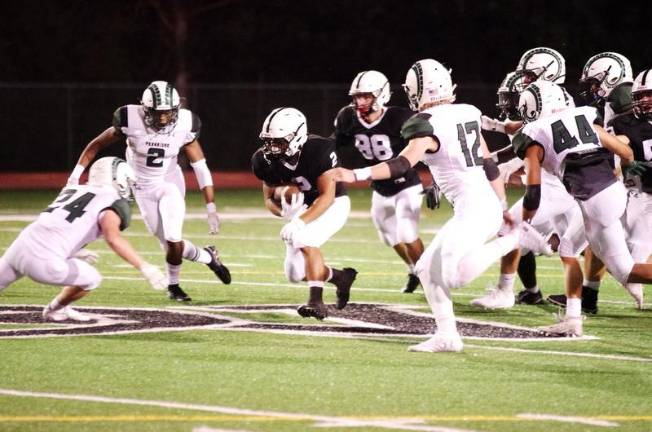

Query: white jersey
left=408, top=104, right=493, bottom=205
left=519, top=106, right=602, bottom=179
left=16, top=185, right=130, bottom=259
left=113, top=105, right=200, bottom=189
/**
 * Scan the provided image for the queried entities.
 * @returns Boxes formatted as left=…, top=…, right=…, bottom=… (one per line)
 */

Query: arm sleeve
left=108, top=198, right=132, bottom=231
left=112, top=106, right=128, bottom=135
left=191, top=113, right=202, bottom=140
left=401, top=113, right=434, bottom=141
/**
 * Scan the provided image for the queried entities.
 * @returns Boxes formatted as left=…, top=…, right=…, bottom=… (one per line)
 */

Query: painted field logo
left=0, top=304, right=564, bottom=340
left=0, top=305, right=231, bottom=338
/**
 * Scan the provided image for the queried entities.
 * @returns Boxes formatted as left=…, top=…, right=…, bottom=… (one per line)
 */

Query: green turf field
left=0, top=188, right=650, bottom=432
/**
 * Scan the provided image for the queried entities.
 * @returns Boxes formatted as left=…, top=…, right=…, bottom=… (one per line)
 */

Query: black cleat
left=297, top=301, right=329, bottom=320
left=205, top=246, right=231, bottom=284
left=547, top=288, right=598, bottom=314
left=516, top=289, right=544, bottom=305
left=402, top=273, right=421, bottom=293
left=335, top=267, right=358, bottom=309
left=168, top=284, right=191, bottom=302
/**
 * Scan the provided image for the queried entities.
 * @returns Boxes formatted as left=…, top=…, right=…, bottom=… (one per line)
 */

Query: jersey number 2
left=146, top=148, right=165, bottom=167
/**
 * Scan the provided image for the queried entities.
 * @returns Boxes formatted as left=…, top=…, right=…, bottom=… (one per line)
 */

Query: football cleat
left=42, top=305, right=92, bottom=322
left=205, top=246, right=231, bottom=284
left=335, top=267, right=357, bottom=310
left=401, top=273, right=421, bottom=293
left=470, top=287, right=515, bottom=309
left=168, top=284, right=191, bottom=302
left=538, top=315, right=584, bottom=337
left=297, top=301, right=329, bottom=320
left=516, top=289, right=544, bottom=305
left=547, top=287, right=599, bottom=314
left=408, top=331, right=463, bottom=353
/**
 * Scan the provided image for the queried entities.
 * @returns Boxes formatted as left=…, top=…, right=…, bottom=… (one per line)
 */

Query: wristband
left=353, top=167, right=372, bottom=181
left=206, top=202, right=217, bottom=213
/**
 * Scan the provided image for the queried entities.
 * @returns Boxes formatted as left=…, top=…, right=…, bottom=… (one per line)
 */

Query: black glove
left=422, top=183, right=441, bottom=210
left=623, top=160, right=648, bottom=177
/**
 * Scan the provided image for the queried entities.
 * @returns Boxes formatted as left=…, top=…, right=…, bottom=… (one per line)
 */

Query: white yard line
left=0, top=388, right=474, bottom=432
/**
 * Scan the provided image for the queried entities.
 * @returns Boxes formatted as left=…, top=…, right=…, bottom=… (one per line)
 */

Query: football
left=273, top=184, right=303, bottom=205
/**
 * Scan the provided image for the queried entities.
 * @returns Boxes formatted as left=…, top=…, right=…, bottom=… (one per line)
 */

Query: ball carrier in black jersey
left=333, top=70, right=435, bottom=294
left=252, top=107, right=357, bottom=320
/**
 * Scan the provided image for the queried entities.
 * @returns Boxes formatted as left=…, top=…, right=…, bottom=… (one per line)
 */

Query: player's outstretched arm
left=68, top=127, right=122, bottom=185
left=185, top=140, right=219, bottom=234
left=99, top=210, right=167, bottom=290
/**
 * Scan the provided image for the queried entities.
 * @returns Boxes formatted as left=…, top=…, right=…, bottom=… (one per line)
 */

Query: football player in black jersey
left=252, top=107, right=357, bottom=320
left=333, top=70, right=432, bottom=294
left=611, top=68, right=652, bottom=309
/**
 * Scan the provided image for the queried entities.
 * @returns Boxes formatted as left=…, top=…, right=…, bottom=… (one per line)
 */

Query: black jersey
left=333, top=105, right=421, bottom=196
left=612, top=113, right=652, bottom=193
left=251, top=134, right=347, bottom=206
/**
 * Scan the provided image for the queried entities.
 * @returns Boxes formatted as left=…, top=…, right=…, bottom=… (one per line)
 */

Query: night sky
left=2, top=0, right=651, bottom=86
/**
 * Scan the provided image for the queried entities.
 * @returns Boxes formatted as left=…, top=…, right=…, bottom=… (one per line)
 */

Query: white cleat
left=470, top=286, right=515, bottom=309
left=625, top=283, right=644, bottom=310
left=518, top=222, right=554, bottom=256
left=408, top=332, right=464, bottom=353
left=538, top=315, right=584, bottom=337
left=43, top=305, right=92, bottom=322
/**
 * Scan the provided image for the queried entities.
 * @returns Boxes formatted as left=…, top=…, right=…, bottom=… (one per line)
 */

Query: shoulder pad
left=401, top=113, right=434, bottom=141
left=112, top=106, right=129, bottom=131
left=334, top=106, right=355, bottom=131
left=191, top=112, right=202, bottom=138
left=512, top=130, right=536, bottom=159
left=109, top=198, right=132, bottom=231
left=607, top=83, right=633, bottom=114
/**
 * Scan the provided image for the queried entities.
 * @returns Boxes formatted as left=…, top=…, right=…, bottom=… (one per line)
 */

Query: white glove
left=67, top=164, right=85, bottom=186
left=280, top=189, right=307, bottom=220
left=280, top=217, right=306, bottom=245
left=139, top=263, right=168, bottom=290
left=206, top=202, right=220, bottom=234
left=481, top=115, right=506, bottom=133
left=73, top=249, right=99, bottom=266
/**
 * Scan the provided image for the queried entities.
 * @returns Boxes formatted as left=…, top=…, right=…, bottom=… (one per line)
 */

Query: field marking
left=517, top=413, right=618, bottom=427
left=464, top=344, right=652, bottom=363
left=0, top=388, right=475, bottom=432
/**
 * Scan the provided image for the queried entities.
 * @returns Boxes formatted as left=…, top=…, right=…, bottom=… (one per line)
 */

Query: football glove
left=139, top=263, right=168, bottom=291
left=422, top=183, right=442, bottom=210
left=280, top=217, right=306, bottom=245
left=206, top=202, right=220, bottom=235
left=73, top=249, right=99, bottom=266
left=280, top=190, right=307, bottom=220
left=623, top=160, right=648, bottom=177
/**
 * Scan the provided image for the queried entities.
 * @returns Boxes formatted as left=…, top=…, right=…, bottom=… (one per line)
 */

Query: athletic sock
left=518, top=251, right=537, bottom=291
left=167, top=263, right=181, bottom=285
left=182, top=240, right=211, bottom=264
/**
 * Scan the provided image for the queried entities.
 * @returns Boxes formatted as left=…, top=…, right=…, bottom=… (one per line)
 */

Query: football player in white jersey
left=514, top=81, right=652, bottom=336
left=546, top=53, right=635, bottom=313
left=66, top=81, right=230, bottom=302
left=335, top=59, right=548, bottom=352
left=471, top=71, right=585, bottom=310
left=0, top=157, right=168, bottom=321
left=333, top=70, right=431, bottom=294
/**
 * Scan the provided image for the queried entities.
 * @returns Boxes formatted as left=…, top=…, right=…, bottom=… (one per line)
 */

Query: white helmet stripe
left=265, top=107, right=286, bottom=133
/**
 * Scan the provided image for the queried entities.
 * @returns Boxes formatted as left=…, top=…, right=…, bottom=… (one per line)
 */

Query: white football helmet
left=349, top=70, right=391, bottom=115
left=580, top=52, right=633, bottom=102
left=516, top=47, right=566, bottom=84
left=403, top=59, right=456, bottom=111
left=259, top=107, right=308, bottom=159
left=496, top=70, right=527, bottom=120
left=141, top=80, right=181, bottom=131
left=632, top=69, right=652, bottom=120
left=88, top=157, right=136, bottom=200
left=518, top=81, right=567, bottom=124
